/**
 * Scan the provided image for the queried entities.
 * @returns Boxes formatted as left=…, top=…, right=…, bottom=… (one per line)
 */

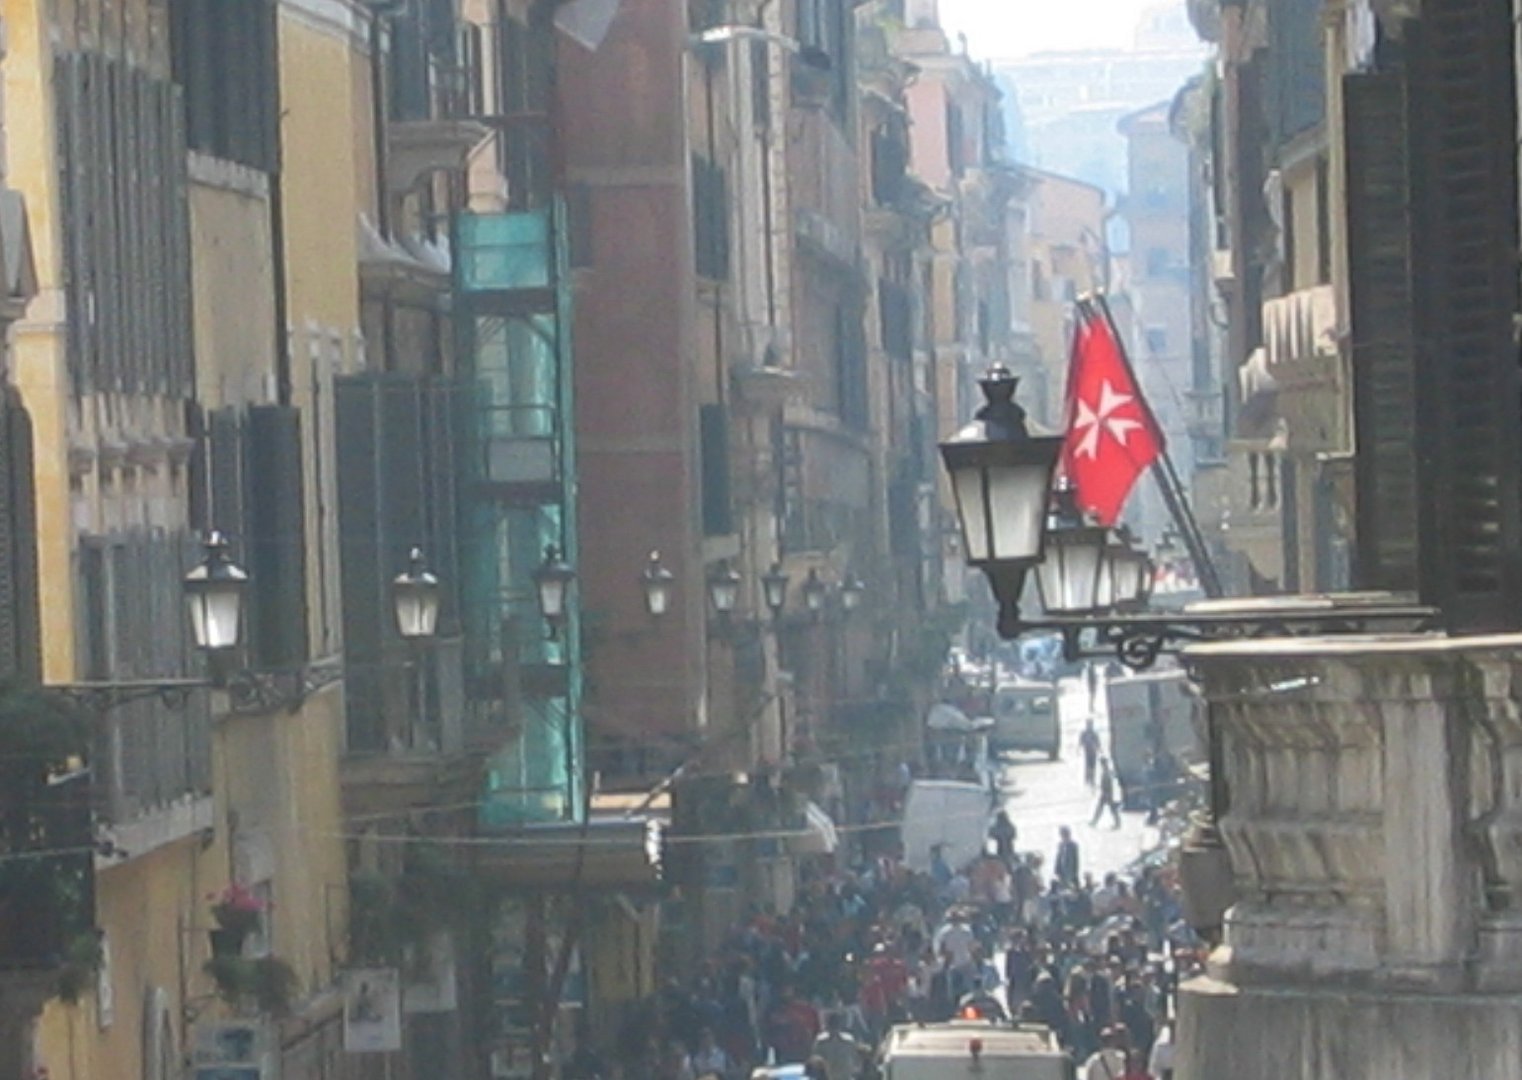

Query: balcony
left=1180, top=634, right=1522, bottom=1072
left=386, top=117, right=490, bottom=201
left=93, top=692, right=215, bottom=857
left=1262, top=283, right=1348, bottom=452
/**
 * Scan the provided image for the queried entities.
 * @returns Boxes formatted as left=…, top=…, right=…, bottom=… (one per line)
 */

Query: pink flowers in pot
left=209, top=882, right=269, bottom=935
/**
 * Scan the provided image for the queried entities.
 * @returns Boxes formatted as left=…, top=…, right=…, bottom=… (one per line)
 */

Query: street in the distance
left=997, top=670, right=1160, bottom=881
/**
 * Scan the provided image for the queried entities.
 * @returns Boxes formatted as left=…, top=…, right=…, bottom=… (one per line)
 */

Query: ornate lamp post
left=939, top=367, right=1064, bottom=638
left=392, top=548, right=441, bottom=640
left=802, top=568, right=829, bottom=616
left=708, top=560, right=742, bottom=617
left=183, top=532, right=248, bottom=651
left=761, top=562, right=790, bottom=618
left=640, top=551, right=675, bottom=618
left=533, top=545, right=576, bottom=639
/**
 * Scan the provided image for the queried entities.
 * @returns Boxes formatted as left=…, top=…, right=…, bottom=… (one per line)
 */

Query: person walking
left=1091, top=758, right=1122, bottom=829
left=812, top=1013, right=860, bottom=1080
left=1054, top=826, right=1081, bottom=889
left=988, top=809, right=1017, bottom=862
left=1080, top=723, right=1101, bottom=788
left=1080, top=1026, right=1129, bottom=1080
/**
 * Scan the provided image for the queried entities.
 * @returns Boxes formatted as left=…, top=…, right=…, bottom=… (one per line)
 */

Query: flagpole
left=1086, top=294, right=1225, bottom=599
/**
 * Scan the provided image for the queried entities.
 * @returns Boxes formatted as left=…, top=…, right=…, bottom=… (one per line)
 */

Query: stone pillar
left=1176, top=634, right=1522, bottom=1079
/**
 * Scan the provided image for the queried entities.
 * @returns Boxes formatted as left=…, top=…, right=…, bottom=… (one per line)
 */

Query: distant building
left=1115, top=100, right=1196, bottom=547
left=992, top=4, right=1206, bottom=197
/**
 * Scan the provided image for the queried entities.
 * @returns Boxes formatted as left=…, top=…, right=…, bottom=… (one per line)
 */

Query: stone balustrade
left=1178, top=631, right=1522, bottom=1078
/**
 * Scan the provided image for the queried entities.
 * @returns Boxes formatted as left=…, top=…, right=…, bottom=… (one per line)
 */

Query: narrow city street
left=996, top=671, right=1161, bottom=881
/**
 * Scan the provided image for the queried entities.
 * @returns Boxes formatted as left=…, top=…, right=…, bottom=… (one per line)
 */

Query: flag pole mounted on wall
left=1068, top=293, right=1224, bottom=599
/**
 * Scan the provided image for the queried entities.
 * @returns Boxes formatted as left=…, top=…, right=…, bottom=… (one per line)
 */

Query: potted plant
left=203, top=955, right=300, bottom=1017
left=208, top=882, right=268, bottom=956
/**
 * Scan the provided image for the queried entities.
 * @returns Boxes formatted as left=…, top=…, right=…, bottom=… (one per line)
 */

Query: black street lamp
left=392, top=547, right=441, bottom=640
left=641, top=551, right=675, bottom=618
left=940, top=367, right=1064, bottom=638
left=184, top=532, right=249, bottom=651
left=533, top=545, right=576, bottom=638
left=708, top=560, right=742, bottom=617
left=939, top=371, right=1436, bottom=669
left=762, top=562, right=790, bottom=617
left=840, top=573, right=866, bottom=614
left=1106, top=529, right=1154, bottom=613
left=802, top=568, right=829, bottom=615
left=1035, top=485, right=1111, bottom=617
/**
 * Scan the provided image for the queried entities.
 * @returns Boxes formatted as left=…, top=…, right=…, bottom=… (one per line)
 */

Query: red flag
left=1061, top=304, right=1164, bottom=525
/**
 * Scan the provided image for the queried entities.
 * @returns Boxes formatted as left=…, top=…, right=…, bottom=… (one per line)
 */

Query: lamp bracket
left=222, top=660, right=346, bottom=715
left=50, top=678, right=211, bottom=713
left=53, top=661, right=349, bottom=716
left=1004, top=603, right=1441, bottom=672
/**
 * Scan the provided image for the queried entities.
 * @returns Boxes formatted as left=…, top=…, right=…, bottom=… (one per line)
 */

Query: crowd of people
left=584, top=815, right=1202, bottom=1080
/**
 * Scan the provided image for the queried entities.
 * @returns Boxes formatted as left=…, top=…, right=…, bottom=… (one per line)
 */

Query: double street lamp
left=941, top=368, right=1434, bottom=669
left=185, top=532, right=442, bottom=657
left=58, top=533, right=446, bottom=715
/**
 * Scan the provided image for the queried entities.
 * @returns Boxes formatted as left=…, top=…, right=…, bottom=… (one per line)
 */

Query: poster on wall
left=343, top=968, right=403, bottom=1053
left=192, top=1021, right=272, bottom=1080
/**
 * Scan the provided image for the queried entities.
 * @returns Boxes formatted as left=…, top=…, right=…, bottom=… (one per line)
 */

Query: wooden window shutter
left=245, top=405, right=309, bottom=669
left=1406, top=2, right=1522, bottom=630
left=1345, top=69, right=1420, bottom=595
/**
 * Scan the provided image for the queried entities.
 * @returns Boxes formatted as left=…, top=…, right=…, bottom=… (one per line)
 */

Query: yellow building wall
left=188, top=176, right=278, bottom=409
left=219, top=690, right=350, bottom=993
left=20, top=9, right=369, bottom=1075
left=4, top=0, right=73, bottom=681
left=278, top=13, right=363, bottom=338
left=32, top=834, right=228, bottom=1080
left=278, top=10, right=368, bottom=659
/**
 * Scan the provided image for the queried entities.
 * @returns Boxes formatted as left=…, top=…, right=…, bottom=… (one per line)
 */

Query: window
left=1144, top=326, right=1168, bottom=354
left=170, top=0, right=279, bottom=171
left=797, top=0, right=852, bottom=124
left=692, top=155, right=731, bottom=280
left=497, top=15, right=555, bottom=209
left=871, top=123, right=909, bottom=206
left=946, top=102, right=966, bottom=175
left=700, top=405, right=734, bottom=536
left=835, top=302, right=869, bottom=429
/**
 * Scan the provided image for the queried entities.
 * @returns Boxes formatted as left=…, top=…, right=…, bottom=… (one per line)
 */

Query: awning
left=786, top=801, right=839, bottom=856
left=926, top=703, right=993, bottom=733
left=475, top=818, right=662, bottom=891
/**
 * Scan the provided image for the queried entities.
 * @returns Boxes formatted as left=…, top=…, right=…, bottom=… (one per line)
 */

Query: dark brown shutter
left=423, top=379, right=463, bottom=632
left=1405, top=2, right=1522, bottom=630
left=245, top=405, right=308, bottom=668
left=0, top=391, right=36, bottom=681
left=1346, top=69, right=1419, bottom=594
left=207, top=407, right=247, bottom=544
left=336, top=377, right=385, bottom=749
left=700, top=404, right=734, bottom=537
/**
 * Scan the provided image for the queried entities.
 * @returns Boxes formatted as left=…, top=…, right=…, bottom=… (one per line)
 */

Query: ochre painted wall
left=5, top=0, right=73, bottom=681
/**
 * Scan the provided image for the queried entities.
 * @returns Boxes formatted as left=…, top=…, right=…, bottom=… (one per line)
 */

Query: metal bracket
left=223, top=661, right=346, bottom=715
left=1013, top=603, right=1442, bottom=671
left=51, top=660, right=347, bottom=717
left=49, top=679, right=211, bottom=714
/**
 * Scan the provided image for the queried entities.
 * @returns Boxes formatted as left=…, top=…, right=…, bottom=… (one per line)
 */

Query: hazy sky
left=939, top=0, right=1163, bottom=59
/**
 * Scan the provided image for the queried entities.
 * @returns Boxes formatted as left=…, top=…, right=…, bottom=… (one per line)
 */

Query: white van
left=881, top=1021, right=1070, bottom=1080
left=901, top=779, right=993, bottom=874
left=992, top=680, right=1061, bottom=760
